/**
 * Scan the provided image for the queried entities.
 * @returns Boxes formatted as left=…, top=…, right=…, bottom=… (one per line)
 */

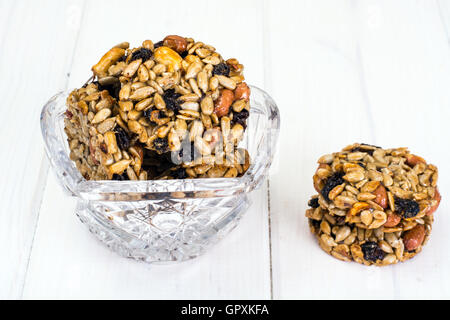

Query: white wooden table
left=1, top=0, right=450, bottom=299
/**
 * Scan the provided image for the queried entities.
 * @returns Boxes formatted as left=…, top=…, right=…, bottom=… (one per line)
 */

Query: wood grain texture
left=22, top=0, right=271, bottom=299
left=0, top=0, right=84, bottom=299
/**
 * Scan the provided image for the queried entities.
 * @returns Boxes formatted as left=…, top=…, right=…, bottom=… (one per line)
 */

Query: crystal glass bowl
left=40, top=86, right=280, bottom=263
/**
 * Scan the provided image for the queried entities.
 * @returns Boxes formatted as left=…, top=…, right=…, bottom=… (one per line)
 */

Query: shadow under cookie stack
left=64, top=35, right=251, bottom=181
left=306, top=143, right=441, bottom=266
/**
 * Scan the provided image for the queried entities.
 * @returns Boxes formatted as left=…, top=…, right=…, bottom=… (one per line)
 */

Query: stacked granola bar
left=306, top=143, right=441, bottom=266
left=64, top=36, right=251, bottom=181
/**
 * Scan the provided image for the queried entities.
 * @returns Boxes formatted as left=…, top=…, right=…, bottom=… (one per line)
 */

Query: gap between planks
left=262, top=0, right=274, bottom=300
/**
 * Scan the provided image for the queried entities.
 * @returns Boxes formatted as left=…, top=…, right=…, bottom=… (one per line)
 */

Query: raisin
left=351, top=143, right=382, bottom=156
left=394, top=197, right=420, bottom=219
left=212, top=63, right=230, bottom=76
left=232, top=109, right=250, bottom=128
left=320, top=172, right=345, bottom=202
left=117, top=54, right=127, bottom=62
left=144, top=108, right=169, bottom=125
left=114, top=126, right=130, bottom=150
left=93, top=80, right=121, bottom=100
left=154, top=41, right=164, bottom=49
left=112, top=172, right=129, bottom=181
left=361, top=143, right=381, bottom=148
left=143, top=108, right=152, bottom=120
left=361, top=241, right=386, bottom=262
left=180, top=50, right=188, bottom=58
left=65, top=110, right=73, bottom=119
left=99, top=143, right=107, bottom=154
left=335, top=216, right=346, bottom=225
left=310, top=219, right=321, bottom=231
left=162, top=89, right=182, bottom=113
left=170, top=167, right=187, bottom=179
left=157, top=160, right=175, bottom=173
left=143, top=108, right=156, bottom=120
left=153, top=137, right=169, bottom=153
left=308, top=198, right=320, bottom=208
left=143, top=152, right=176, bottom=174
left=130, top=47, right=153, bottom=62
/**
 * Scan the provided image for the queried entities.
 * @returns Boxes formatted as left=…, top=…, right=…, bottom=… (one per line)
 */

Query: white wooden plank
left=0, top=0, right=84, bottom=299
left=354, top=0, right=450, bottom=299
left=266, top=0, right=394, bottom=299
left=23, top=0, right=271, bottom=299
left=268, top=0, right=450, bottom=299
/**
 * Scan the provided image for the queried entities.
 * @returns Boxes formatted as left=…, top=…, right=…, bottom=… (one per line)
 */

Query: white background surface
left=1, top=0, right=449, bottom=299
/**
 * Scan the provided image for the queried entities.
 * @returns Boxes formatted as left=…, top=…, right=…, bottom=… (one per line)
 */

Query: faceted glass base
left=76, top=195, right=250, bottom=262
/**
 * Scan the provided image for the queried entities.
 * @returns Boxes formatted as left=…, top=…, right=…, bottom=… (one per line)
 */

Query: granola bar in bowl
left=306, top=143, right=441, bottom=266
left=40, top=36, right=280, bottom=263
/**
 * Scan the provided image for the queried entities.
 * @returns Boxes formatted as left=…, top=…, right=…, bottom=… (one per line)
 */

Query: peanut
left=163, top=35, right=188, bottom=53
left=427, top=188, right=441, bottom=216
left=403, top=224, right=425, bottom=251
left=234, top=82, right=251, bottom=101
left=406, top=154, right=426, bottom=167
left=373, top=184, right=388, bottom=209
left=384, top=212, right=401, bottom=227
left=214, top=89, right=234, bottom=117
